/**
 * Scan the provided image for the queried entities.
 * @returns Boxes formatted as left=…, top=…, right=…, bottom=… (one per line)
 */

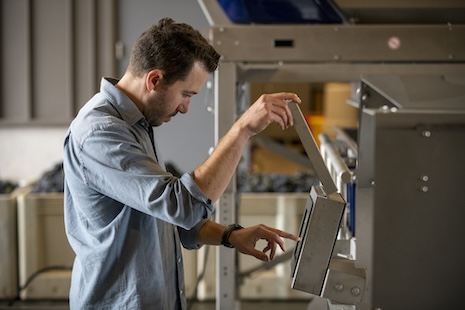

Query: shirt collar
left=100, top=77, right=146, bottom=127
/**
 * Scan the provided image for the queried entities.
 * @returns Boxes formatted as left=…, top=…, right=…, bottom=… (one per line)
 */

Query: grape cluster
left=0, top=180, right=17, bottom=194
left=31, top=162, right=64, bottom=193
left=237, top=171, right=318, bottom=193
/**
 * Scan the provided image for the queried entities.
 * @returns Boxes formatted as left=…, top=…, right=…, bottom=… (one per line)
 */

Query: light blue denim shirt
left=63, top=78, right=214, bottom=309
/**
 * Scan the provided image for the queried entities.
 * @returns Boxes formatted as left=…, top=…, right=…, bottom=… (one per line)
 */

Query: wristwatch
left=221, top=224, right=244, bottom=248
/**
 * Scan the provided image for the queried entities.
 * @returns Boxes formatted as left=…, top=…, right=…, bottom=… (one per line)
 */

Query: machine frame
left=198, top=1, right=465, bottom=309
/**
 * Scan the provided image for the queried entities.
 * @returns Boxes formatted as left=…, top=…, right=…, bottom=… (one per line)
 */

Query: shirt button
left=178, top=257, right=182, bottom=263
left=180, top=289, right=183, bottom=295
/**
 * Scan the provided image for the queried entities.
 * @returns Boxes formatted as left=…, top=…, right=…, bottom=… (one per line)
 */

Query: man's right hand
left=235, top=92, right=301, bottom=138
left=229, top=224, right=300, bottom=262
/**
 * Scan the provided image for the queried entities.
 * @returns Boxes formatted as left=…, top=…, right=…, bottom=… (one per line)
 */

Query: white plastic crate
left=0, top=190, right=19, bottom=299
left=182, top=247, right=198, bottom=299
left=17, top=191, right=74, bottom=300
left=15, top=189, right=199, bottom=301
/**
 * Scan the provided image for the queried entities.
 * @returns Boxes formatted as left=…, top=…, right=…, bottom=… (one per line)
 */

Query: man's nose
left=178, top=100, right=190, bottom=114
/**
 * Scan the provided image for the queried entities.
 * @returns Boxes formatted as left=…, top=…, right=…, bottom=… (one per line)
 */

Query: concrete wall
left=0, top=0, right=214, bottom=182
left=0, top=127, right=66, bottom=182
left=117, top=0, right=214, bottom=174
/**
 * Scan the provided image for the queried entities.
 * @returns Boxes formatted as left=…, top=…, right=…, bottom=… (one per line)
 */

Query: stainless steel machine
left=351, top=76, right=465, bottom=310
left=197, top=1, right=465, bottom=309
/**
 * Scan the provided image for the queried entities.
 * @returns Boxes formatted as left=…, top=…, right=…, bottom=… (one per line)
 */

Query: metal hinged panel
left=291, top=186, right=346, bottom=295
left=289, top=101, right=338, bottom=195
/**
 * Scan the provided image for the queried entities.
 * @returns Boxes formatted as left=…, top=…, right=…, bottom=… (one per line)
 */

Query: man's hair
left=128, top=18, right=220, bottom=85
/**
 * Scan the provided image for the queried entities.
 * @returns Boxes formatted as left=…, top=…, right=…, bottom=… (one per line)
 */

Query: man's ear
left=146, top=69, right=164, bottom=91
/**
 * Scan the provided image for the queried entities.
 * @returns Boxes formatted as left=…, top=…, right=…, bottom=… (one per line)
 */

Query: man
left=63, top=18, right=301, bottom=309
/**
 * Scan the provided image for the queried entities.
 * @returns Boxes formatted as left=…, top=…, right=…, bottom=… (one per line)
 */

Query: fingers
left=254, top=250, right=270, bottom=262
left=263, top=93, right=301, bottom=129
left=268, top=241, right=277, bottom=260
left=257, top=225, right=301, bottom=260
left=237, top=92, right=301, bottom=136
left=275, top=229, right=301, bottom=242
left=269, top=102, right=292, bottom=130
left=269, top=92, right=302, bottom=104
left=260, top=225, right=301, bottom=244
left=234, top=224, right=300, bottom=262
left=243, top=242, right=270, bottom=262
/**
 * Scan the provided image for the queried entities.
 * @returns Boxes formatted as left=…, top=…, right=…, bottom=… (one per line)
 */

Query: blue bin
left=218, top=0, right=346, bottom=24
left=346, top=181, right=356, bottom=236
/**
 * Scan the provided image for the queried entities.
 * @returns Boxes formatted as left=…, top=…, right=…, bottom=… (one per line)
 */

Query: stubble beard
left=146, top=90, right=167, bottom=127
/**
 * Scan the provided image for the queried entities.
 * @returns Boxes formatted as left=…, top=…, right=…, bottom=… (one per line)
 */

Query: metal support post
left=214, top=62, right=239, bottom=310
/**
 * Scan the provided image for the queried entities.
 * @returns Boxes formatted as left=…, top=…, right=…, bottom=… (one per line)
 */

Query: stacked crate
left=0, top=187, right=19, bottom=300
left=16, top=188, right=73, bottom=300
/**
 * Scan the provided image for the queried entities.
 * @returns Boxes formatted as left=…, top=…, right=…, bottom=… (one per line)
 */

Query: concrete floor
left=188, top=300, right=310, bottom=310
left=0, top=300, right=311, bottom=310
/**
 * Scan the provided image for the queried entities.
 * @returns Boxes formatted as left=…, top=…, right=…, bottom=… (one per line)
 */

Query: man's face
left=145, top=62, right=209, bottom=126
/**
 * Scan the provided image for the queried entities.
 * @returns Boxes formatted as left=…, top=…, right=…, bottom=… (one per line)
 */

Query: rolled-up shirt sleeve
left=178, top=218, right=210, bottom=250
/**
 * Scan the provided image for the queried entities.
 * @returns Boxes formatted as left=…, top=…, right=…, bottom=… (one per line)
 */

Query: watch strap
left=221, top=224, right=244, bottom=248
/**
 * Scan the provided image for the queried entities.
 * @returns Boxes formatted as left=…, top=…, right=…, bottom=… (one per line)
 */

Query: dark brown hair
left=128, top=18, right=220, bottom=85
